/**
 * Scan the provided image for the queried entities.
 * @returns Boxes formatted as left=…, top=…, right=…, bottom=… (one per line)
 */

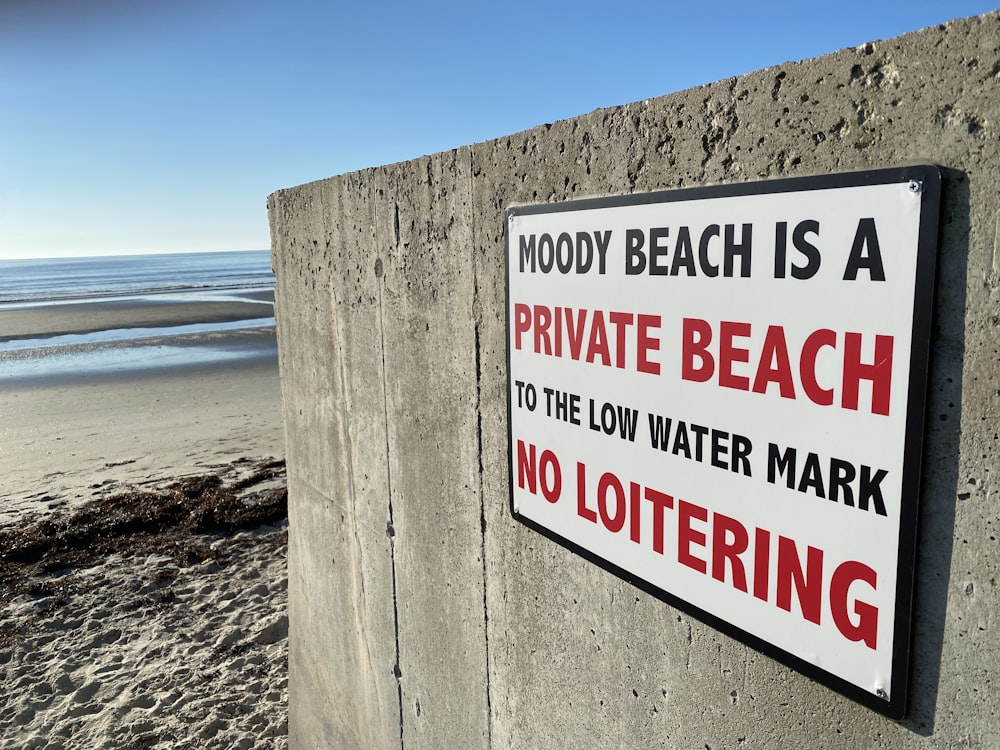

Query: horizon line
left=0, top=248, right=270, bottom=262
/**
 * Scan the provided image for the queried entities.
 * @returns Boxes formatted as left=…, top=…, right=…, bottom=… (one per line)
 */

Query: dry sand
left=0, top=298, right=288, bottom=749
left=0, top=358, right=284, bottom=526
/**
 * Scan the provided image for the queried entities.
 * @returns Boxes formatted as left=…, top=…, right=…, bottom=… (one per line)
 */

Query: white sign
left=505, top=168, right=940, bottom=718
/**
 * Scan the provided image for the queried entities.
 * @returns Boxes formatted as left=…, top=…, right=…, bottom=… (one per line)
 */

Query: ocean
left=0, top=250, right=275, bottom=304
left=0, top=250, right=277, bottom=381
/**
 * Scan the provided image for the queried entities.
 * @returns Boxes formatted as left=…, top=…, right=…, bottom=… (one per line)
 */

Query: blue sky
left=1, top=1, right=995, bottom=259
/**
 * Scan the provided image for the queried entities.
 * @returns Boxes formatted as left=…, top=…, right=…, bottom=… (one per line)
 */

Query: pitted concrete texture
left=270, top=11, right=1000, bottom=749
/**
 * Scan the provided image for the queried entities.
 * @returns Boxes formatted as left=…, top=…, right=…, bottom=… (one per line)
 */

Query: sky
left=0, top=0, right=995, bottom=260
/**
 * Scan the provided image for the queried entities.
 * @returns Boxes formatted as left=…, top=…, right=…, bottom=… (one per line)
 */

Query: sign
left=504, top=166, right=940, bottom=718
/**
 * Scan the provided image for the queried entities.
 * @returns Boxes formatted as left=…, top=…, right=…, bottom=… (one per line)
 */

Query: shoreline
left=0, top=326, right=277, bottom=387
left=0, top=290, right=275, bottom=342
left=0, top=274, right=288, bottom=746
left=0, top=276, right=288, bottom=750
left=0, top=288, right=278, bottom=386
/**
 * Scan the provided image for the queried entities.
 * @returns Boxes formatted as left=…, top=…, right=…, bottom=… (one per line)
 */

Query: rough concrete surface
left=270, top=11, right=999, bottom=749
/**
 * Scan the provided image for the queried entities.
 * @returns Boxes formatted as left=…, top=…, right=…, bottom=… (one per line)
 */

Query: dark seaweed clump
left=0, top=458, right=286, bottom=608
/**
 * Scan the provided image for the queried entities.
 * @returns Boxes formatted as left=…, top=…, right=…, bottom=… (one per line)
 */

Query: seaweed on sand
left=0, top=458, right=287, bottom=608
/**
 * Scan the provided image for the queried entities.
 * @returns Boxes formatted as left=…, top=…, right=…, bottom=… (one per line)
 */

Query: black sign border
left=503, top=165, right=941, bottom=720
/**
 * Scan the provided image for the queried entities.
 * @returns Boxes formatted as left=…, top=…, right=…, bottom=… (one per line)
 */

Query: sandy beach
left=0, top=294, right=287, bottom=748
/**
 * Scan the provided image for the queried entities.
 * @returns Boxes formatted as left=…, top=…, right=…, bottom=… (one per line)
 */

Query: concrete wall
left=268, top=12, right=999, bottom=748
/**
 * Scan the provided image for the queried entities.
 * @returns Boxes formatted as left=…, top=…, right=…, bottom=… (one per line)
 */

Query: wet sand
left=0, top=290, right=274, bottom=342
left=0, top=296, right=288, bottom=748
